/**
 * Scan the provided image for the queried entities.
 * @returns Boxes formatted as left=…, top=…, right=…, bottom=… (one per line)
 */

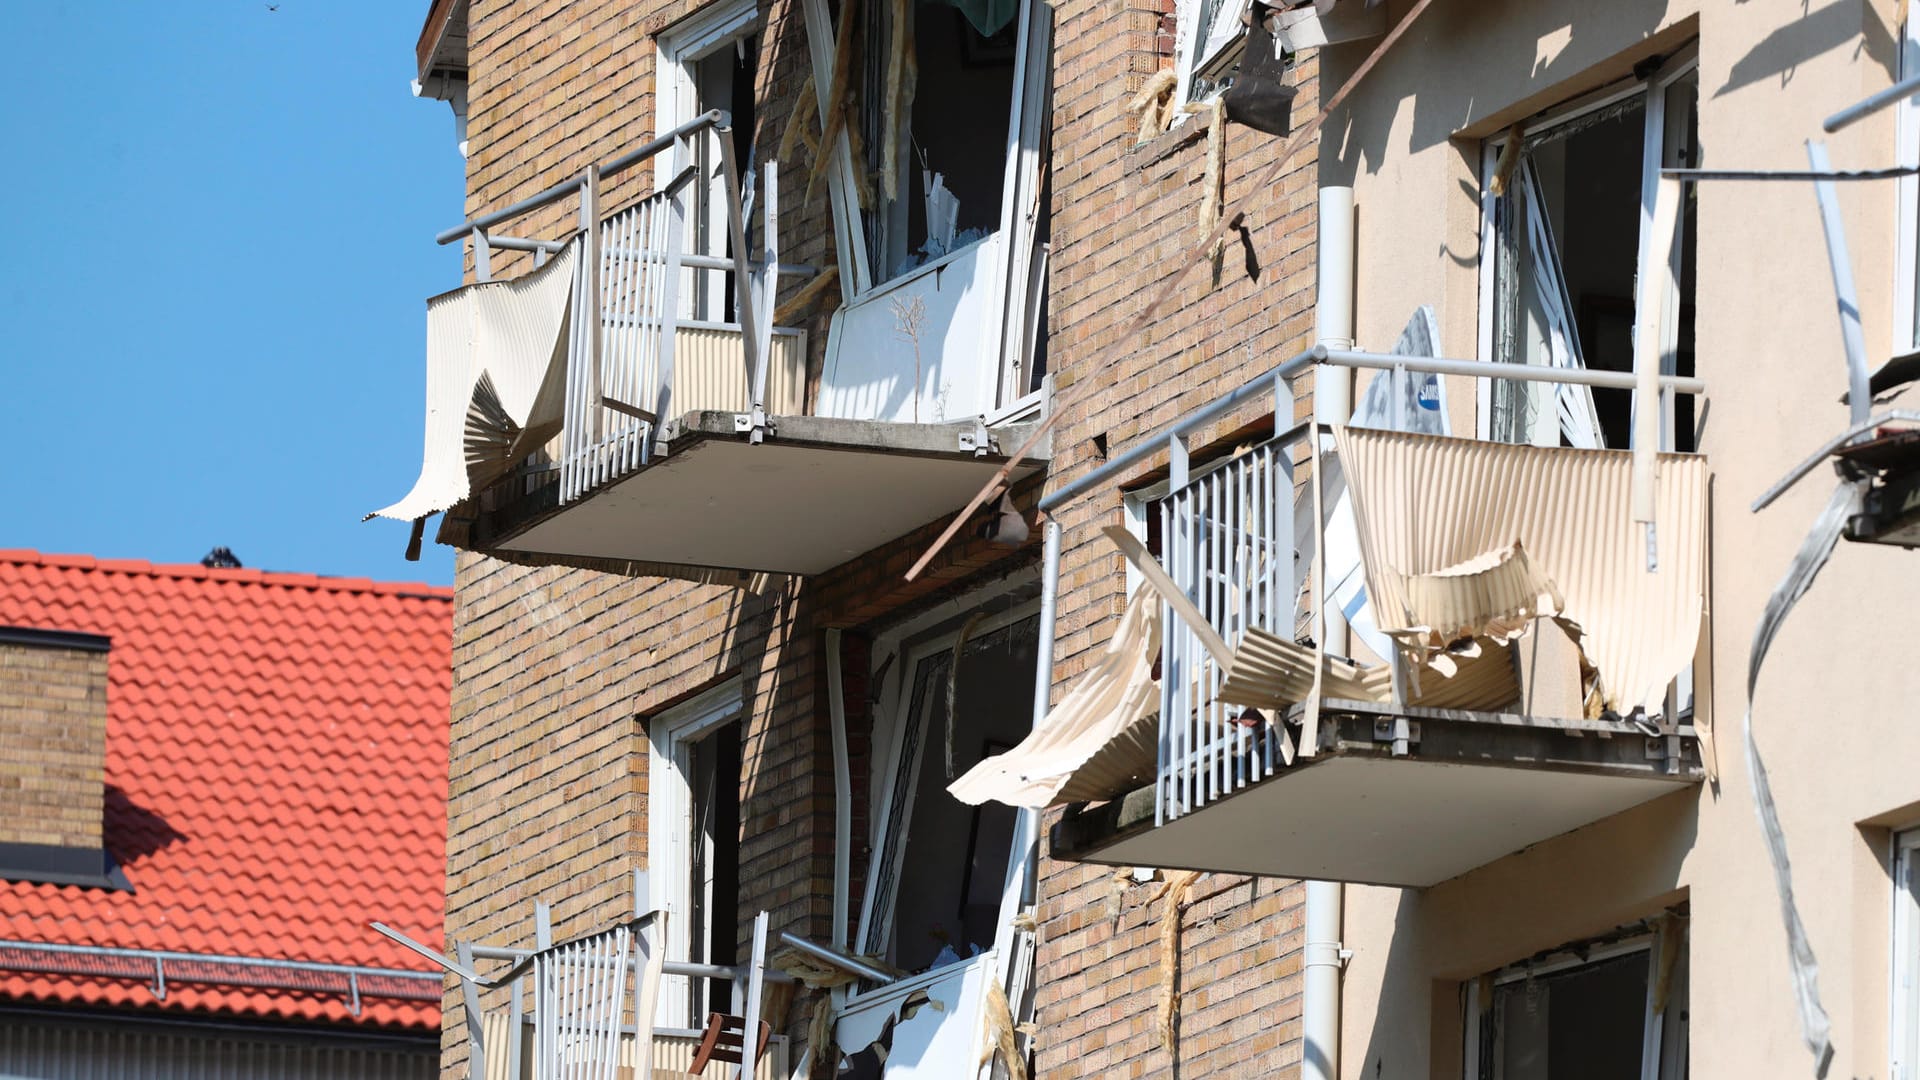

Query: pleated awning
left=1334, top=426, right=1708, bottom=715
left=370, top=239, right=578, bottom=523
left=948, top=588, right=1162, bottom=809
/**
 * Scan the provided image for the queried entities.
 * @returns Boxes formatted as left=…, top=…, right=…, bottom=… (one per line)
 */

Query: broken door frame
left=1474, top=43, right=1699, bottom=448
left=646, top=676, right=746, bottom=1027
left=853, top=598, right=1042, bottom=986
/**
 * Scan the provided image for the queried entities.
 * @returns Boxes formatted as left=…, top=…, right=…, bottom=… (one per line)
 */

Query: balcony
left=1020, top=349, right=1708, bottom=888
left=372, top=110, right=1045, bottom=580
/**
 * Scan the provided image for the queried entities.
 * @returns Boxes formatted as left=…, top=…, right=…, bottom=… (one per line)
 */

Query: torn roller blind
left=370, top=237, right=579, bottom=522
left=948, top=587, right=1161, bottom=809
left=1335, top=426, right=1708, bottom=715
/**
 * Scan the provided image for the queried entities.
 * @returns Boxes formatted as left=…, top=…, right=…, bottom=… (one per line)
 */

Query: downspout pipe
left=1303, top=184, right=1354, bottom=1080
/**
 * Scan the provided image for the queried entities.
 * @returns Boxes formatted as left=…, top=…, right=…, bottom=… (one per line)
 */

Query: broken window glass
left=865, top=614, right=1038, bottom=975
left=1487, top=63, right=1698, bottom=452
left=863, top=0, right=1017, bottom=282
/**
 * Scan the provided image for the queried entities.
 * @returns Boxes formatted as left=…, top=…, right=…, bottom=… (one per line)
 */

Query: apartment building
left=1044, top=2, right=1920, bottom=1080
left=384, top=0, right=1920, bottom=1078
left=381, top=0, right=1321, bottom=1076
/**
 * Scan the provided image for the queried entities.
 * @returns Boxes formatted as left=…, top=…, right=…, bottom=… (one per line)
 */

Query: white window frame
left=1474, top=46, right=1699, bottom=446
left=656, top=0, right=762, bottom=322
left=1893, top=828, right=1920, bottom=1080
left=852, top=596, right=1041, bottom=1005
left=1462, top=923, right=1687, bottom=1080
left=1173, top=0, right=1248, bottom=105
left=646, top=676, right=745, bottom=1026
left=1894, top=15, right=1920, bottom=355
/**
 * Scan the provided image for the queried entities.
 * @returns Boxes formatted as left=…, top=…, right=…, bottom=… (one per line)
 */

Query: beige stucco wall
left=1320, top=1, right=1920, bottom=1077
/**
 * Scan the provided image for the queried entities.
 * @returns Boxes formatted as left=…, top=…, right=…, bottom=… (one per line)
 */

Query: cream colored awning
left=1334, top=426, right=1708, bottom=715
left=370, top=239, right=578, bottom=522
left=948, top=588, right=1162, bottom=809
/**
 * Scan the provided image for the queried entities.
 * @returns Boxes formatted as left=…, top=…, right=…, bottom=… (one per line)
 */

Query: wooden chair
left=689, top=911, right=771, bottom=1077
left=688, top=1012, right=773, bottom=1075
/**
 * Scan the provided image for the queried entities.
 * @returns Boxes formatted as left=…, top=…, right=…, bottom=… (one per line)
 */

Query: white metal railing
left=560, top=173, right=693, bottom=504
left=534, top=924, right=632, bottom=1080
left=1157, top=431, right=1301, bottom=820
left=435, top=110, right=808, bottom=511
left=1039, top=346, right=1711, bottom=827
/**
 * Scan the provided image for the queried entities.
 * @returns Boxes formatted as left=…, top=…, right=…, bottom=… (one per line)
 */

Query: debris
left=977, top=491, right=1030, bottom=545
left=1155, top=870, right=1202, bottom=1057
left=882, top=0, right=910, bottom=201
left=1125, top=69, right=1177, bottom=145
left=777, top=75, right=818, bottom=165
left=1134, top=0, right=1441, bottom=330
left=808, top=0, right=863, bottom=207
left=946, top=611, right=990, bottom=779
left=980, top=977, right=1028, bottom=1080
left=773, top=265, right=840, bottom=324
left=1487, top=123, right=1524, bottom=196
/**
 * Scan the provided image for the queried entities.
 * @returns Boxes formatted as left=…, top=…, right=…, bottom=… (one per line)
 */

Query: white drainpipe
left=1303, top=184, right=1354, bottom=1080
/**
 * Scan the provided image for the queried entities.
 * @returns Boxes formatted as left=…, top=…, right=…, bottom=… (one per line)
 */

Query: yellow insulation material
left=1155, top=870, right=1201, bottom=1057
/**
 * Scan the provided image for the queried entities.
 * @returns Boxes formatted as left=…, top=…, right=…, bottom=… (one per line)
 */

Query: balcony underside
left=466, top=411, right=1046, bottom=577
left=1050, top=701, right=1702, bottom=889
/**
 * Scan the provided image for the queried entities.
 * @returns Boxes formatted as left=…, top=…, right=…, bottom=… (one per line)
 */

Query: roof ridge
left=0, top=550, right=453, bottom=600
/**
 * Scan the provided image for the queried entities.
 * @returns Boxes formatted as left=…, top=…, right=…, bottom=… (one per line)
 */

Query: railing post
left=754, top=161, right=779, bottom=412
left=473, top=227, right=493, bottom=282
left=581, top=167, right=603, bottom=445
left=714, top=124, right=765, bottom=441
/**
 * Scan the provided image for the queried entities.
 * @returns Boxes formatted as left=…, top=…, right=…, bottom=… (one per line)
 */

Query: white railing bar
left=437, top=110, right=727, bottom=245
left=1043, top=345, right=1707, bottom=513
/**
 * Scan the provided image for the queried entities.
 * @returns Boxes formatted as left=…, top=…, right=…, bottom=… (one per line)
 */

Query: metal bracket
left=1372, top=717, right=1419, bottom=755
left=1645, top=733, right=1686, bottom=775
left=151, top=956, right=167, bottom=1000
left=734, top=407, right=772, bottom=444
left=958, top=416, right=996, bottom=457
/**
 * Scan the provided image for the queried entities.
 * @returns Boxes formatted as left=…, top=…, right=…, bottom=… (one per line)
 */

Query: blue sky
left=1, top=3, right=463, bottom=586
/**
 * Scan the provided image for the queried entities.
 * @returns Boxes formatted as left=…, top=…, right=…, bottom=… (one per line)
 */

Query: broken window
left=1467, top=921, right=1688, bottom=1080
left=1175, top=0, right=1246, bottom=103
left=1483, top=49, right=1698, bottom=453
left=1895, top=828, right=1920, bottom=1080
left=861, top=0, right=1019, bottom=283
left=861, top=612, right=1038, bottom=975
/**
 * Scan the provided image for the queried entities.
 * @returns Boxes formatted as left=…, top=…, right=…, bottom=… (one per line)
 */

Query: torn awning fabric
left=948, top=586, right=1161, bottom=809
left=1334, top=426, right=1709, bottom=716
left=369, top=239, right=578, bottom=523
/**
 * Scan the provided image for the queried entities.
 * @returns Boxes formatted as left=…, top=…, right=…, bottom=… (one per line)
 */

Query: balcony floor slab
left=1049, top=707, right=1701, bottom=888
left=479, top=412, right=1045, bottom=577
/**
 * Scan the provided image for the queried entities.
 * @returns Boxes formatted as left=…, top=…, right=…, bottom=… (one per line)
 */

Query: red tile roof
left=0, top=551, right=452, bottom=1030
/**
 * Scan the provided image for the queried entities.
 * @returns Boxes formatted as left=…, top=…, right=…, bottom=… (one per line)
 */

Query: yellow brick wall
left=440, top=0, right=1318, bottom=1075
left=0, top=639, right=108, bottom=850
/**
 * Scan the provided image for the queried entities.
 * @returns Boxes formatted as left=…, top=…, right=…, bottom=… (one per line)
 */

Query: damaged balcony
left=972, top=346, right=1711, bottom=889
left=373, top=101, right=1048, bottom=580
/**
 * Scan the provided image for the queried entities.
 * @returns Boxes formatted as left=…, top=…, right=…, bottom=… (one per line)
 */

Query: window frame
left=1461, top=921, right=1687, bottom=1080
left=1173, top=0, right=1248, bottom=105
left=1474, top=45, right=1699, bottom=447
left=645, top=676, right=745, bottom=1026
left=655, top=0, right=762, bottom=322
left=1893, top=827, right=1920, bottom=1080
left=852, top=597, right=1041, bottom=1005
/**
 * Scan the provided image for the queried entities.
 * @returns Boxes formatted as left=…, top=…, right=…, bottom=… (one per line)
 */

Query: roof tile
left=0, top=550, right=452, bottom=1030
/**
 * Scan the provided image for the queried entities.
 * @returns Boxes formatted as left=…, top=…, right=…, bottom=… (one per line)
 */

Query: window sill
left=1127, top=113, right=1210, bottom=170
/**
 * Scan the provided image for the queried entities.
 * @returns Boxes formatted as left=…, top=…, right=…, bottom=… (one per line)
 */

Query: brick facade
left=435, top=0, right=1320, bottom=1076
left=0, top=633, right=109, bottom=851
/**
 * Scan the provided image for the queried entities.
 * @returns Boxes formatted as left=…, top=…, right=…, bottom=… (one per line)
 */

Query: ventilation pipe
left=1303, top=184, right=1353, bottom=1080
